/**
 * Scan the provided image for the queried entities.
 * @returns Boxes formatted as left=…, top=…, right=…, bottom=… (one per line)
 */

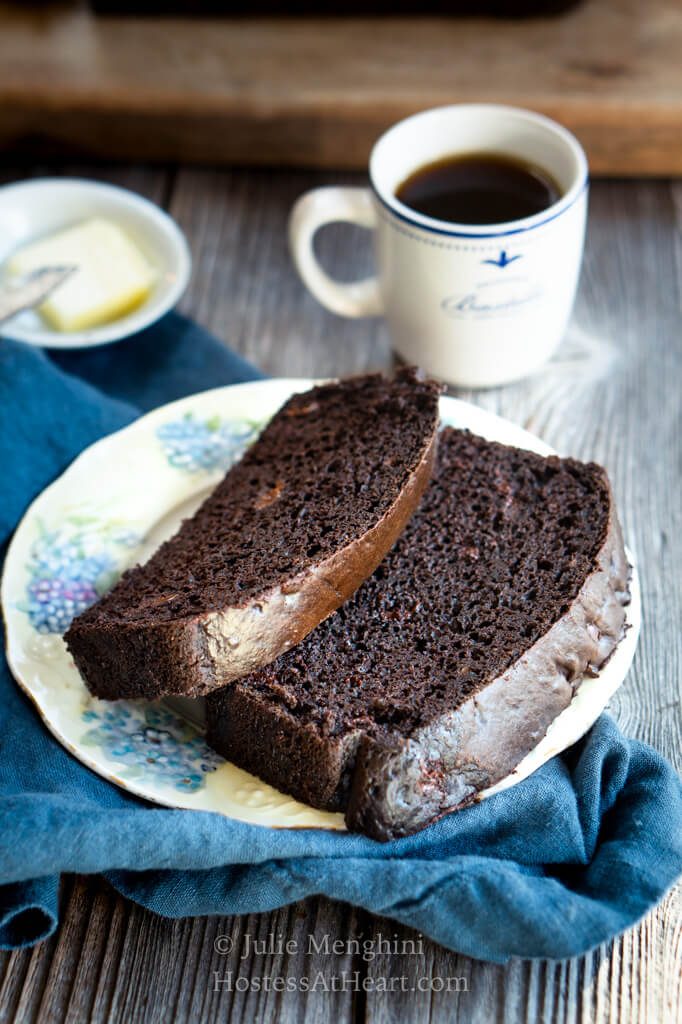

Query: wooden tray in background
left=0, top=0, right=680, bottom=173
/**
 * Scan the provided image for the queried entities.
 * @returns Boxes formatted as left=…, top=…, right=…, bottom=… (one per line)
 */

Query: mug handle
left=288, top=187, right=384, bottom=318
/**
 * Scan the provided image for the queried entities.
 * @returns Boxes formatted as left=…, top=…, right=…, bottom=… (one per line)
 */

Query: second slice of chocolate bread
left=65, top=369, right=440, bottom=700
left=206, top=428, right=630, bottom=840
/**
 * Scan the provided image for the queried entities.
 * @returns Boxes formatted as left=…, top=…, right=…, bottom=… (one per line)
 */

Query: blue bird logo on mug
left=482, top=250, right=523, bottom=269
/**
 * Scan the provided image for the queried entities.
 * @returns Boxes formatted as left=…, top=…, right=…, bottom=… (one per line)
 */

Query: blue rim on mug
left=369, top=104, right=589, bottom=241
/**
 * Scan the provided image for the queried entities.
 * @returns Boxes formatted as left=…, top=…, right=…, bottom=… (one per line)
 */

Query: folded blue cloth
left=1, top=314, right=680, bottom=961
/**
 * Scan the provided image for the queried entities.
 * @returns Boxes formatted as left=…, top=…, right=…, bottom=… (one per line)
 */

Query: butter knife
left=0, top=266, right=76, bottom=326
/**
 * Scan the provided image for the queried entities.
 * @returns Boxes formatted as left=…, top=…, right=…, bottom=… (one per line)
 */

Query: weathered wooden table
left=0, top=165, right=680, bottom=1023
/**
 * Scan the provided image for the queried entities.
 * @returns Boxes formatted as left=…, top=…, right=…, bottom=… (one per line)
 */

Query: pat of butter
left=7, top=218, right=156, bottom=332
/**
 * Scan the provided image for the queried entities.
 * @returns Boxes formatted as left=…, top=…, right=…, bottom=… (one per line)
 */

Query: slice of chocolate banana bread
left=206, top=428, right=630, bottom=840
left=65, top=369, right=440, bottom=700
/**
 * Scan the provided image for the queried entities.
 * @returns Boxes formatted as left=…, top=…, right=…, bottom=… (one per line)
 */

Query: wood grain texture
left=0, top=0, right=681, bottom=173
left=1, top=169, right=681, bottom=1023
left=170, top=167, right=391, bottom=378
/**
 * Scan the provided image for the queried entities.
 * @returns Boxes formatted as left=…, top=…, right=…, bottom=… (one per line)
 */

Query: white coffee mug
left=289, top=104, right=588, bottom=388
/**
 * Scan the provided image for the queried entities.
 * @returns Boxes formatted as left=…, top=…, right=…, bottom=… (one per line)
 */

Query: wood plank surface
left=0, top=167, right=681, bottom=1022
left=0, top=0, right=681, bottom=174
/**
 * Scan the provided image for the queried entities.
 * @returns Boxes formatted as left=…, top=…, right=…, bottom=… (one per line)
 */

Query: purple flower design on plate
left=19, top=521, right=140, bottom=634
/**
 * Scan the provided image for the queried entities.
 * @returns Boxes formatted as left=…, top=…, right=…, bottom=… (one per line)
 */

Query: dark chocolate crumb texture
left=65, top=369, right=441, bottom=699
left=207, top=428, right=630, bottom=840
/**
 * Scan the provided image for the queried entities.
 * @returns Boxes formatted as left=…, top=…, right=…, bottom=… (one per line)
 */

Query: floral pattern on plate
left=81, top=702, right=223, bottom=792
left=17, top=518, right=140, bottom=634
left=156, top=412, right=262, bottom=473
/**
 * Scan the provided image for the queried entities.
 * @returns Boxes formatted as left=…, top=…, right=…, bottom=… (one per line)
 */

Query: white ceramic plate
left=2, top=379, right=641, bottom=831
left=0, top=178, right=191, bottom=349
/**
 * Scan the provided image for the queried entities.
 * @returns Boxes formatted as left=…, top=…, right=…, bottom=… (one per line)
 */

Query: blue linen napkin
left=1, top=313, right=681, bottom=961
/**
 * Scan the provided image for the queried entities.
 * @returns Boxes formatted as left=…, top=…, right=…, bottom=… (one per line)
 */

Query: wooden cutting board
left=0, top=0, right=680, bottom=174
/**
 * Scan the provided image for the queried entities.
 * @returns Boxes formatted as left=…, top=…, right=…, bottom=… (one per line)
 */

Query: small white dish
left=0, top=178, right=191, bottom=349
left=1, top=379, right=641, bottom=832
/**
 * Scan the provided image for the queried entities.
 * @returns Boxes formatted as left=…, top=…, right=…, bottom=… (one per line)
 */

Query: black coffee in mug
left=395, top=152, right=562, bottom=225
